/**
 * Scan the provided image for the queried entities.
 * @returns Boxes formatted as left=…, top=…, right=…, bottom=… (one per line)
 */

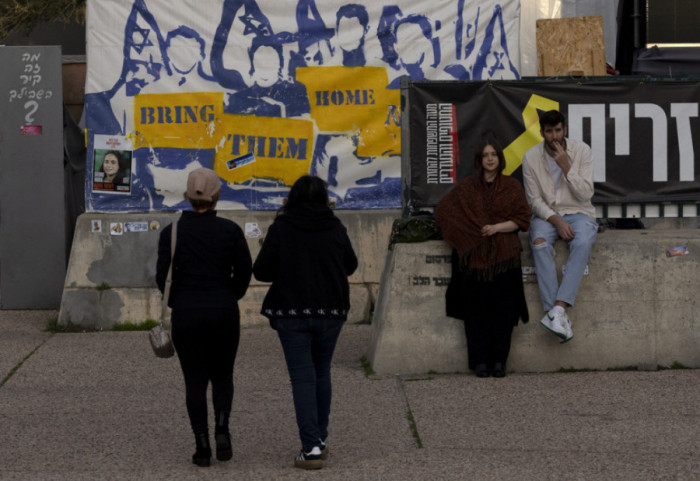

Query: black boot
left=192, top=432, right=211, bottom=467
left=475, top=363, right=490, bottom=378
left=215, top=411, right=232, bottom=461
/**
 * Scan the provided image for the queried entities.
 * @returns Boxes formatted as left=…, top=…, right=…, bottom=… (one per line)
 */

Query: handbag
left=149, top=324, right=174, bottom=358
left=388, top=214, right=442, bottom=249
left=149, top=220, right=177, bottom=358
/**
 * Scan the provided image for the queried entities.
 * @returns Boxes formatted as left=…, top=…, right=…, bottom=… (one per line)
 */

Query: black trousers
left=171, top=308, right=240, bottom=436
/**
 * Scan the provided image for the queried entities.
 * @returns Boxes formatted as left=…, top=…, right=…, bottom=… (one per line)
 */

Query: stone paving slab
left=0, top=316, right=697, bottom=481
left=404, top=371, right=698, bottom=453
left=0, top=310, right=54, bottom=382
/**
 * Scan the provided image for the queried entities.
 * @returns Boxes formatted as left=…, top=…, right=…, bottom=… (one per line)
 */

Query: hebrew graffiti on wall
left=85, top=0, right=521, bottom=211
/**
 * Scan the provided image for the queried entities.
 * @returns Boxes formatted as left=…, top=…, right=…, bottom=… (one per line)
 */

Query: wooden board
left=536, top=16, right=606, bottom=77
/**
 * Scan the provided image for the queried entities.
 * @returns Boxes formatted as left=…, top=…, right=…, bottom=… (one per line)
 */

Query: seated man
left=522, top=110, right=598, bottom=343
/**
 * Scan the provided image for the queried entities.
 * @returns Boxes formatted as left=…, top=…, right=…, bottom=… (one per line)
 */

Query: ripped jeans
left=529, top=214, right=598, bottom=312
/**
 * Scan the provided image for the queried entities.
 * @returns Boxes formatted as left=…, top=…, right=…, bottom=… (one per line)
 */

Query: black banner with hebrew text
left=409, top=80, right=700, bottom=207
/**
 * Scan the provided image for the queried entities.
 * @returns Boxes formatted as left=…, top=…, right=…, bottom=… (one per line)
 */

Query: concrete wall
left=59, top=212, right=700, bottom=373
left=367, top=231, right=700, bottom=374
left=58, top=210, right=398, bottom=329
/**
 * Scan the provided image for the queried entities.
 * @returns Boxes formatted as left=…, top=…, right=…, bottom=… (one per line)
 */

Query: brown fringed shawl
left=436, top=173, right=531, bottom=280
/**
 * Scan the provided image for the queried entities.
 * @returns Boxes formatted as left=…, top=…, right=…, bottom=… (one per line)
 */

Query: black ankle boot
left=215, top=433, right=232, bottom=461
left=215, top=411, right=232, bottom=461
left=192, top=432, right=211, bottom=467
left=475, top=363, right=490, bottom=378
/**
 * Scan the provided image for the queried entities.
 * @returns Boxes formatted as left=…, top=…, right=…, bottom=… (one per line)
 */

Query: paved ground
left=0, top=310, right=697, bottom=480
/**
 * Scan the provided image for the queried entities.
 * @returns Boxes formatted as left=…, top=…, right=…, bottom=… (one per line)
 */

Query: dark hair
left=472, top=138, right=506, bottom=176
left=283, top=175, right=329, bottom=212
left=539, top=110, right=566, bottom=130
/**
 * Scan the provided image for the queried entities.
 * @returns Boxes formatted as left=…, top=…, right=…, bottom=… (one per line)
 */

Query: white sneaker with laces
left=540, top=309, right=568, bottom=339
left=559, top=313, right=574, bottom=343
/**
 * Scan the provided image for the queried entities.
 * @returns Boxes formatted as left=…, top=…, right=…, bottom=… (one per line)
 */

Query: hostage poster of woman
left=93, top=147, right=133, bottom=194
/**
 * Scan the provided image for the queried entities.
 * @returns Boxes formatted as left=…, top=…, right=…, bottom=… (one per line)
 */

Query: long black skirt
left=445, top=249, right=528, bottom=370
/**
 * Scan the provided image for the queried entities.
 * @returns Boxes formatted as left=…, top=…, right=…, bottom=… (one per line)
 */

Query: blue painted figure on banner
left=333, top=4, right=370, bottom=66
left=384, top=13, right=441, bottom=88
left=211, top=0, right=273, bottom=90
left=142, top=26, right=220, bottom=93
left=471, top=4, right=519, bottom=80
left=85, top=0, right=165, bottom=135
left=225, top=36, right=310, bottom=118
left=286, top=0, right=335, bottom=80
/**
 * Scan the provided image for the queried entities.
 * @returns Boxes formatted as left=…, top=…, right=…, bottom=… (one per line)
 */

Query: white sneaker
left=540, top=310, right=568, bottom=339
left=559, top=313, right=574, bottom=343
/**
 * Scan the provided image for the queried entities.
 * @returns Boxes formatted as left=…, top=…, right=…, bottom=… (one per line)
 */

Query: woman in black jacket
left=254, top=175, right=358, bottom=470
left=156, top=167, right=252, bottom=467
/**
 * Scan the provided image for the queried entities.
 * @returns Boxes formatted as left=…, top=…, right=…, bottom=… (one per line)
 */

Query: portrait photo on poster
left=92, top=135, right=133, bottom=195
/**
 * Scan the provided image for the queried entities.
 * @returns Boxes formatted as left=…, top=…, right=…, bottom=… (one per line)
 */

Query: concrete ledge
left=58, top=210, right=398, bottom=329
left=367, top=231, right=700, bottom=374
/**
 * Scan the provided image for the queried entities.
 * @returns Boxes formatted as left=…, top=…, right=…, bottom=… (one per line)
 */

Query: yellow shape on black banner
left=296, top=66, right=400, bottom=156
left=503, top=94, right=559, bottom=175
left=133, top=92, right=224, bottom=149
left=213, top=114, right=314, bottom=185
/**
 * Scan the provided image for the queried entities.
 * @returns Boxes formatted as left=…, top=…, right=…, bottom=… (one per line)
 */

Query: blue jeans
left=529, top=214, right=598, bottom=312
left=271, top=318, right=344, bottom=451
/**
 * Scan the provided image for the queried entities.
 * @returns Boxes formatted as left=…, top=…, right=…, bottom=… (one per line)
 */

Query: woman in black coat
left=156, top=167, right=252, bottom=467
left=254, top=175, right=358, bottom=470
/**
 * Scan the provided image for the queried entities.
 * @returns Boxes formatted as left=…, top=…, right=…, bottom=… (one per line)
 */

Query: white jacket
left=522, top=139, right=596, bottom=221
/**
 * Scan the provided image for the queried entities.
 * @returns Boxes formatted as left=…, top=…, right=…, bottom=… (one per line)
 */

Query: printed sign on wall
left=85, top=0, right=521, bottom=211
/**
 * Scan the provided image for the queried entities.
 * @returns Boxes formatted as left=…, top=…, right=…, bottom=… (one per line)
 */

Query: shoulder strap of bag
left=161, top=220, right=177, bottom=327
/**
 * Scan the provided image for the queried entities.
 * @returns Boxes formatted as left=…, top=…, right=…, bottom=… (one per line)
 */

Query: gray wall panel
left=0, top=46, right=65, bottom=308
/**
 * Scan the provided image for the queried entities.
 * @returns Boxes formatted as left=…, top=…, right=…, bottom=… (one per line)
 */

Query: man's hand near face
left=550, top=140, right=571, bottom=176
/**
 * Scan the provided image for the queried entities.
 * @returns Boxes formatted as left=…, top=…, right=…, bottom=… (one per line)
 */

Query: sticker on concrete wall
left=20, top=125, right=42, bottom=135
left=245, top=222, right=262, bottom=238
left=124, top=221, right=148, bottom=233
left=522, top=266, right=537, bottom=283
left=666, top=245, right=689, bottom=257
left=149, top=220, right=161, bottom=231
left=110, top=222, right=124, bottom=235
left=91, top=220, right=102, bottom=233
